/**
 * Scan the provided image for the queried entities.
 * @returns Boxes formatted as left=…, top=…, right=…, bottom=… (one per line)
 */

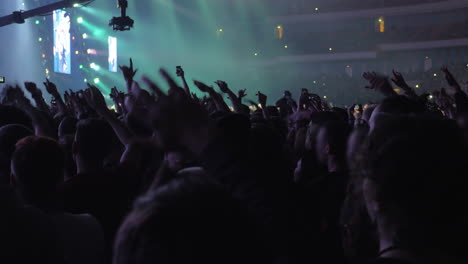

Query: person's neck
left=75, top=157, right=102, bottom=175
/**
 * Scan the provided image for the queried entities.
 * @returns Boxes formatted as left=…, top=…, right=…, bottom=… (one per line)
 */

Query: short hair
left=319, top=121, right=352, bottom=158
left=114, top=175, right=267, bottom=264
left=12, top=136, right=65, bottom=204
left=74, top=118, right=115, bottom=162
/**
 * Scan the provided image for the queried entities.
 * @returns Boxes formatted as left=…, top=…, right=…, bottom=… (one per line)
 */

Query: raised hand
left=64, top=91, right=70, bottom=104
left=193, top=80, right=212, bottom=93
left=25, top=81, right=52, bottom=113
left=391, top=69, right=418, bottom=97
left=191, top=93, right=201, bottom=104
left=238, top=89, right=247, bottom=100
left=215, top=80, right=230, bottom=94
left=176, top=66, right=185, bottom=78
left=142, top=69, right=211, bottom=153
left=43, top=79, right=59, bottom=96
left=309, top=93, right=322, bottom=112
left=441, top=66, right=461, bottom=91
left=83, top=83, right=108, bottom=116
left=391, top=69, right=409, bottom=89
left=363, top=71, right=397, bottom=97
left=24, top=82, right=42, bottom=98
left=257, top=91, right=267, bottom=107
left=110, top=86, right=119, bottom=100
left=12, top=85, right=30, bottom=107
left=119, top=58, right=138, bottom=83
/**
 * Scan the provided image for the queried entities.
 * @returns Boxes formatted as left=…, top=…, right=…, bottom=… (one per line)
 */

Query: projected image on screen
left=53, top=10, right=71, bottom=74
left=108, top=36, right=118, bottom=72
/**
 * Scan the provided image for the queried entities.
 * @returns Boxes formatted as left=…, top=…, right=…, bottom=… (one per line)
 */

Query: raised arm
left=215, top=80, right=243, bottom=113
left=391, top=69, right=418, bottom=98
left=83, top=84, right=133, bottom=145
left=44, top=79, right=68, bottom=116
left=119, top=58, right=138, bottom=93
left=24, top=82, right=50, bottom=114
left=176, top=66, right=191, bottom=96
left=110, top=87, right=124, bottom=115
left=193, top=80, right=230, bottom=112
left=13, top=85, right=55, bottom=138
left=442, top=66, right=462, bottom=93
left=257, top=91, right=269, bottom=120
left=363, top=71, right=398, bottom=97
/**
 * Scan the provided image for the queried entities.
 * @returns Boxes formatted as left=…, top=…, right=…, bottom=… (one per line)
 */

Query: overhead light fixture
left=109, top=0, right=134, bottom=31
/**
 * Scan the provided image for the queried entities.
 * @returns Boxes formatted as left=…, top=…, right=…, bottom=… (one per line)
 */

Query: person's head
left=369, top=96, right=425, bottom=130
left=346, top=126, right=369, bottom=171
left=331, top=107, right=348, bottom=123
left=362, top=104, right=376, bottom=124
left=305, top=112, right=340, bottom=151
left=73, top=118, right=115, bottom=167
left=250, top=124, right=287, bottom=165
left=58, top=116, right=78, bottom=147
left=315, top=121, right=351, bottom=168
left=362, top=116, right=468, bottom=259
left=0, top=105, right=32, bottom=129
left=11, top=136, right=65, bottom=207
left=114, top=175, right=267, bottom=264
left=58, top=116, right=78, bottom=139
left=0, top=124, right=33, bottom=184
left=265, top=106, right=279, bottom=118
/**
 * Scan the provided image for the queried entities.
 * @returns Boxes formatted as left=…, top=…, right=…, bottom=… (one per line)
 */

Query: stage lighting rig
left=109, top=0, right=134, bottom=31
left=0, top=0, right=93, bottom=27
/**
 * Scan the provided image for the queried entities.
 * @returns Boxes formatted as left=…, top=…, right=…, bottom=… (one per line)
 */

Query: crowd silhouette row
left=1, top=58, right=468, bottom=264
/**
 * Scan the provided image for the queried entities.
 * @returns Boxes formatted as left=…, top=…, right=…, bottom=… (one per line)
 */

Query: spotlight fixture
left=109, top=0, right=134, bottom=31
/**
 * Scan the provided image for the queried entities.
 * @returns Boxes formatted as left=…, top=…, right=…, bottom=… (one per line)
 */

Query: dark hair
left=0, top=124, right=34, bottom=160
left=12, top=136, right=65, bottom=205
left=114, top=175, right=267, bottom=264
left=58, top=117, right=78, bottom=137
left=320, top=121, right=352, bottom=158
left=74, top=118, right=115, bottom=162
left=363, top=116, right=468, bottom=257
left=378, top=95, right=425, bottom=115
left=0, top=105, right=32, bottom=129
